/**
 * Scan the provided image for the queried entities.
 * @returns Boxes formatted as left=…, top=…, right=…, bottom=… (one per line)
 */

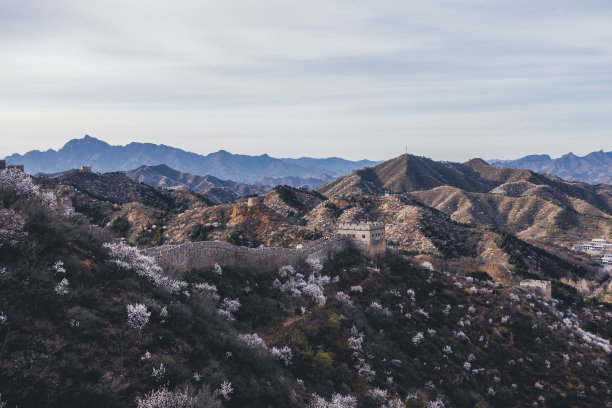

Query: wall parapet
left=142, top=235, right=350, bottom=272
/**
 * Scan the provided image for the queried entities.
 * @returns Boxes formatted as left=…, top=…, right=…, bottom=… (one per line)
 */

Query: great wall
left=141, top=221, right=387, bottom=272
left=141, top=234, right=351, bottom=272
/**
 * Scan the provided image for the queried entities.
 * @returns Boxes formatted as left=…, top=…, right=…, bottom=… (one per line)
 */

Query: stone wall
left=142, top=235, right=349, bottom=272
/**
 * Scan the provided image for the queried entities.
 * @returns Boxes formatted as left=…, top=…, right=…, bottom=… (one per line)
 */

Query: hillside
left=4, top=135, right=378, bottom=185
left=489, top=150, right=612, bottom=184
left=125, top=164, right=270, bottom=202
left=317, top=155, right=612, bottom=245
left=26, top=154, right=612, bottom=302
left=1, top=170, right=610, bottom=407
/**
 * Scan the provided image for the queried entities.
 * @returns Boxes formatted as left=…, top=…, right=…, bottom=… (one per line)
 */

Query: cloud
left=0, top=0, right=610, bottom=161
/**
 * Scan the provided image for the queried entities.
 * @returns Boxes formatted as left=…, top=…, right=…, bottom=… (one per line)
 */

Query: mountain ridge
left=4, top=135, right=379, bottom=185
left=489, top=150, right=612, bottom=184
left=125, top=164, right=270, bottom=203
left=317, top=153, right=612, bottom=244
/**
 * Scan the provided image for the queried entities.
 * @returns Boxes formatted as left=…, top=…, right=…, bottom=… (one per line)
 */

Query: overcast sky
left=1, top=0, right=611, bottom=161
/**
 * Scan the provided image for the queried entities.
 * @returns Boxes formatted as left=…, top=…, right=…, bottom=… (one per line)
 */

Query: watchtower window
left=362, top=234, right=366, bottom=239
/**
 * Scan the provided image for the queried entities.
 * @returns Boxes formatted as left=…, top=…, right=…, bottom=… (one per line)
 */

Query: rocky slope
left=28, top=153, right=612, bottom=303
left=1, top=175, right=610, bottom=407
left=318, top=155, right=612, bottom=245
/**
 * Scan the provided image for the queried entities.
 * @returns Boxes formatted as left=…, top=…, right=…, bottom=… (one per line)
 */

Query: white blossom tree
left=104, top=241, right=187, bottom=294
left=0, top=208, right=27, bottom=248
left=237, top=333, right=267, bottom=351
left=54, top=278, right=70, bottom=295
left=310, top=393, right=358, bottom=408
left=127, top=303, right=151, bottom=330
left=218, top=381, right=233, bottom=400
left=218, top=298, right=241, bottom=322
left=270, top=346, right=293, bottom=366
left=0, top=168, right=39, bottom=198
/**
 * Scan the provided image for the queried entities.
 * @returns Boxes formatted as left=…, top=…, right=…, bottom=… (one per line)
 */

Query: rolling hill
left=317, top=154, right=612, bottom=243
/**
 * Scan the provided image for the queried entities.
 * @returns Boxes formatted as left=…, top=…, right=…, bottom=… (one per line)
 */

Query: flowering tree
left=135, top=385, right=222, bottom=408
left=104, top=241, right=187, bottom=294
left=54, top=278, right=70, bottom=295
left=368, top=388, right=389, bottom=403
left=335, top=292, right=354, bottom=308
left=159, top=306, right=168, bottom=322
left=218, top=298, right=241, bottom=322
left=127, top=303, right=151, bottom=330
left=273, top=263, right=330, bottom=307
left=0, top=208, right=27, bottom=248
left=237, top=333, right=267, bottom=351
left=194, top=282, right=220, bottom=301
left=218, top=381, right=233, bottom=400
left=0, top=168, right=39, bottom=199
left=151, top=362, right=166, bottom=383
left=310, top=393, right=358, bottom=408
left=270, top=346, right=293, bottom=366
left=52, top=260, right=66, bottom=274
left=412, top=332, right=424, bottom=345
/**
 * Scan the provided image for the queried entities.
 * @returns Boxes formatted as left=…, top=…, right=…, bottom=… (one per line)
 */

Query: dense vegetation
left=0, top=169, right=610, bottom=407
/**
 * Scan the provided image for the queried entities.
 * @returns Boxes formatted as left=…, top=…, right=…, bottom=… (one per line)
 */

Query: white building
left=572, top=239, right=612, bottom=254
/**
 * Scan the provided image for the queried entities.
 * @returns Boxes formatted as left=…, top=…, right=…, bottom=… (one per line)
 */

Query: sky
left=0, top=0, right=611, bottom=161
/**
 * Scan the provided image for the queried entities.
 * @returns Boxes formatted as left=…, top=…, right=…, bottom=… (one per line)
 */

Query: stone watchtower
left=0, top=160, right=6, bottom=170
left=336, top=221, right=386, bottom=256
left=247, top=196, right=262, bottom=207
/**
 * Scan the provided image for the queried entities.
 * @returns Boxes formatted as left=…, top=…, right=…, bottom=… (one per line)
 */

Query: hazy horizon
left=4, top=134, right=610, bottom=163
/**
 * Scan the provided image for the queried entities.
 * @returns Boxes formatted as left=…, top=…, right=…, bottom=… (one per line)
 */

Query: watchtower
left=79, top=166, right=92, bottom=173
left=337, top=221, right=386, bottom=255
left=0, top=160, right=5, bottom=170
left=247, top=196, right=262, bottom=207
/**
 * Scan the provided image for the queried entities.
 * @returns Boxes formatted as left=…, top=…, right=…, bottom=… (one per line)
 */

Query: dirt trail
left=263, top=306, right=322, bottom=345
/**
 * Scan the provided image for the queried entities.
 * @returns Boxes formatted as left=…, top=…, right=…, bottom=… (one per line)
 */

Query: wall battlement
left=338, top=222, right=384, bottom=231
left=142, top=235, right=349, bottom=272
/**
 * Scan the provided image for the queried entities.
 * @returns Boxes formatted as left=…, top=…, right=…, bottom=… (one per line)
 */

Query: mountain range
left=4, top=135, right=378, bottom=186
left=125, top=164, right=270, bottom=203
left=489, top=150, right=612, bottom=184
left=318, top=154, right=612, bottom=244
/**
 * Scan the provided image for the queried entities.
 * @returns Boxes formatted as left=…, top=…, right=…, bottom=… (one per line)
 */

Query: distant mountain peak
left=5, top=136, right=379, bottom=185
left=489, top=150, right=612, bottom=184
